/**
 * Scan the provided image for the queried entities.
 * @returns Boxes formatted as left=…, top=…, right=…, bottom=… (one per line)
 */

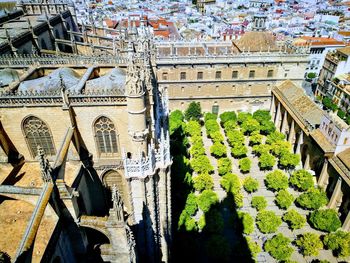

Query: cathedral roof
left=18, top=68, right=80, bottom=93
left=233, top=31, right=279, bottom=52
left=0, top=68, right=19, bottom=87
left=85, top=67, right=126, bottom=94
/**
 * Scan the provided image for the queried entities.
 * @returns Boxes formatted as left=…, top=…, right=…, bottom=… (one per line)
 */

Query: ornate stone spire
left=126, top=46, right=144, bottom=96
left=37, top=146, right=52, bottom=183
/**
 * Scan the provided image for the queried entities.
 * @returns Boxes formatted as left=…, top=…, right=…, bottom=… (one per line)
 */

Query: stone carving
left=37, top=146, right=53, bottom=183
left=111, top=184, right=123, bottom=222
left=126, top=56, right=143, bottom=96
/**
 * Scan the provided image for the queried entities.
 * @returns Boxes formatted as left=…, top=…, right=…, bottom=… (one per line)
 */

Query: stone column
left=281, top=110, right=288, bottom=135
left=295, top=131, right=303, bottom=155
left=328, top=177, right=343, bottom=209
left=143, top=175, right=156, bottom=262
left=270, top=95, right=275, bottom=121
left=317, top=159, right=329, bottom=190
left=342, top=210, right=350, bottom=231
left=303, top=151, right=310, bottom=170
left=158, top=168, right=169, bottom=263
left=288, top=120, right=295, bottom=144
left=274, top=102, right=281, bottom=130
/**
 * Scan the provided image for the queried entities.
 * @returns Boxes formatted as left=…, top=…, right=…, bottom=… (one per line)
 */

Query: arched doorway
left=102, top=170, right=128, bottom=210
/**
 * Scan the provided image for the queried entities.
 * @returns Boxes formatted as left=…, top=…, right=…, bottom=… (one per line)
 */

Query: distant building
left=196, top=0, right=216, bottom=14
left=316, top=47, right=350, bottom=99
left=155, top=15, right=308, bottom=113
left=293, top=36, right=345, bottom=77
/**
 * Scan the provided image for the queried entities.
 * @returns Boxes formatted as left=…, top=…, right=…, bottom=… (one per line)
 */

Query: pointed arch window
left=23, top=116, right=56, bottom=157
left=94, top=116, right=118, bottom=157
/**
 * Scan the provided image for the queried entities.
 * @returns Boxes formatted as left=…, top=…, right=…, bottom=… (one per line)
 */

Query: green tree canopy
left=241, top=118, right=260, bottom=135
left=210, top=142, right=227, bottom=158
left=282, top=209, right=306, bottom=230
left=226, top=130, right=245, bottom=146
left=253, top=110, right=271, bottom=123
left=197, top=190, right=219, bottom=213
left=190, top=155, right=214, bottom=174
left=246, top=236, right=261, bottom=261
left=243, top=176, right=259, bottom=193
left=296, top=233, right=323, bottom=256
left=219, top=111, right=237, bottom=125
left=217, top=157, right=232, bottom=175
left=169, top=110, right=184, bottom=135
left=185, top=120, right=202, bottom=137
left=309, top=209, right=342, bottom=232
left=237, top=112, right=252, bottom=124
left=279, top=152, right=300, bottom=169
left=193, top=173, right=214, bottom=192
left=264, top=234, right=293, bottom=261
left=204, top=112, right=217, bottom=122
left=209, top=131, right=224, bottom=144
left=266, top=131, right=285, bottom=144
left=251, top=196, right=267, bottom=211
left=260, top=120, right=276, bottom=135
left=258, top=153, right=276, bottom=170
left=220, top=173, right=241, bottom=195
left=189, top=140, right=206, bottom=156
left=265, top=170, right=289, bottom=191
left=205, top=119, right=220, bottom=135
left=290, top=169, right=314, bottom=191
left=295, top=188, right=328, bottom=210
left=238, top=211, right=254, bottom=234
left=275, top=189, right=294, bottom=209
left=239, top=157, right=251, bottom=173
left=323, top=230, right=350, bottom=258
left=223, top=119, right=237, bottom=132
left=231, top=144, right=248, bottom=158
left=252, top=144, right=271, bottom=156
left=184, top=192, right=198, bottom=216
left=249, top=131, right=263, bottom=145
left=185, top=101, right=202, bottom=121
left=322, top=97, right=338, bottom=112
left=256, top=210, right=282, bottom=233
left=270, top=141, right=292, bottom=157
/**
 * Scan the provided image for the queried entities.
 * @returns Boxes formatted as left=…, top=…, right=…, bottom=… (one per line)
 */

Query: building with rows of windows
left=155, top=15, right=309, bottom=114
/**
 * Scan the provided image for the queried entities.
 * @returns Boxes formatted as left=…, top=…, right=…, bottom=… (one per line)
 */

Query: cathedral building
left=0, top=2, right=171, bottom=262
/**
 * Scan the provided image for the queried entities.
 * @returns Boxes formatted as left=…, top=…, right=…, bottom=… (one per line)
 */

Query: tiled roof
left=337, top=46, right=350, bottom=56
left=273, top=80, right=324, bottom=129
left=293, top=37, right=344, bottom=47
left=337, top=147, right=350, bottom=170
left=310, top=129, right=335, bottom=154
left=233, top=31, right=279, bottom=52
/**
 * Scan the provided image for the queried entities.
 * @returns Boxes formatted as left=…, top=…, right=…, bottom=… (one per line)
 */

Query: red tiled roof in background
left=293, top=36, right=345, bottom=47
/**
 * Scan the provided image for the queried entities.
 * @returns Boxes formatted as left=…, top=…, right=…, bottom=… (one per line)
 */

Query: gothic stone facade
left=0, top=46, right=172, bottom=262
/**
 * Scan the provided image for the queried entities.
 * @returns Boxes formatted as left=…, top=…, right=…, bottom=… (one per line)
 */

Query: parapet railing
left=0, top=54, right=129, bottom=67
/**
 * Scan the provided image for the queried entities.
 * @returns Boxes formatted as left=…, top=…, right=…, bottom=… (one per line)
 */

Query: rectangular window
left=162, top=72, right=168, bottom=80
left=267, top=70, right=273, bottom=78
left=232, top=70, right=238, bottom=79
left=197, top=71, right=203, bottom=80
left=180, top=72, right=186, bottom=80
left=215, top=71, right=222, bottom=79
left=249, top=70, right=255, bottom=78
left=212, top=105, right=219, bottom=114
